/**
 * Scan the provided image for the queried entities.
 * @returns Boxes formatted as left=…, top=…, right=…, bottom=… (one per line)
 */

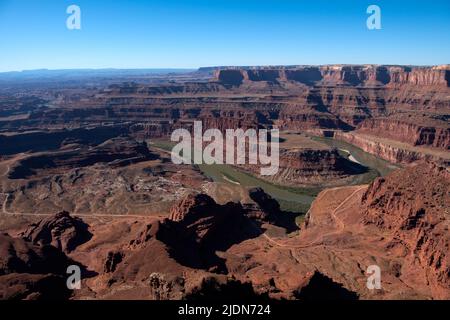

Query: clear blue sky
left=0, top=0, right=449, bottom=72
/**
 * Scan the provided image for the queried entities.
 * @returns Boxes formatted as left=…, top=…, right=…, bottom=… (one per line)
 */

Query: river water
left=198, top=137, right=400, bottom=214
left=312, top=136, right=400, bottom=177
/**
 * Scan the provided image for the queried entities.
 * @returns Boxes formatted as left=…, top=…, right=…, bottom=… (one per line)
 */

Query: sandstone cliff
left=357, top=117, right=450, bottom=149
left=297, top=163, right=450, bottom=299
left=213, top=65, right=450, bottom=88
left=362, top=163, right=450, bottom=298
left=335, top=131, right=449, bottom=165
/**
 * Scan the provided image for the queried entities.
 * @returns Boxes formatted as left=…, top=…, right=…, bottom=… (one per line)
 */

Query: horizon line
left=1, top=63, right=449, bottom=74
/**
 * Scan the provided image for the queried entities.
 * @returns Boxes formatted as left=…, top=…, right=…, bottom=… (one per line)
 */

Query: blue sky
left=0, top=0, right=449, bottom=72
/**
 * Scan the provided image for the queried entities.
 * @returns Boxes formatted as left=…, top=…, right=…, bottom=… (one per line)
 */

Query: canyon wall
left=1, top=64, right=448, bottom=157
left=361, top=164, right=450, bottom=298
left=335, top=131, right=446, bottom=165
left=356, top=118, right=450, bottom=149
left=214, top=65, right=450, bottom=88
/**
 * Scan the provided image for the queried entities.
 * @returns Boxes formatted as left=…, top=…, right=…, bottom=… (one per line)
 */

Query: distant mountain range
left=0, top=68, right=196, bottom=80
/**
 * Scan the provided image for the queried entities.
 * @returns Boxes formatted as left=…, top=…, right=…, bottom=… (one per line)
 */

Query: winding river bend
left=199, top=136, right=399, bottom=214
left=151, top=137, right=399, bottom=214
left=312, top=136, right=400, bottom=177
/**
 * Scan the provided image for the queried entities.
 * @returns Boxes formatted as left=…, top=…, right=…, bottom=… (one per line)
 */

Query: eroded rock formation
left=357, top=117, right=450, bottom=149
left=0, top=233, right=73, bottom=300
left=214, top=65, right=450, bottom=88
left=20, top=211, right=92, bottom=253
left=362, top=163, right=450, bottom=297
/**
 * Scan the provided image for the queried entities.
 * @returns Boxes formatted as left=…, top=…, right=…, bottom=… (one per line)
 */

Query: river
left=199, top=136, right=399, bottom=214
left=312, top=136, right=400, bottom=177
left=150, top=137, right=399, bottom=214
